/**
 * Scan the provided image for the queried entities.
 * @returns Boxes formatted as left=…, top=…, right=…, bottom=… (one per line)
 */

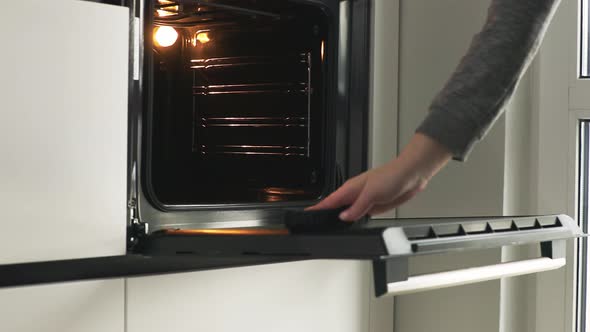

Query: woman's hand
left=306, top=133, right=452, bottom=221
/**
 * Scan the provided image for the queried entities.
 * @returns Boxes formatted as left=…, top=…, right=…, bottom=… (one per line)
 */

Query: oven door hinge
left=127, top=161, right=147, bottom=250
left=127, top=199, right=148, bottom=250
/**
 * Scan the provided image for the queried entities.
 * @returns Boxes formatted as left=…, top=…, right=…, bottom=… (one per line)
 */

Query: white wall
left=394, top=0, right=503, bottom=331
left=500, top=70, right=538, bottom=332
left=503, top=71, right=536, bottom=217
left=396, top=0, right=505, bottom=218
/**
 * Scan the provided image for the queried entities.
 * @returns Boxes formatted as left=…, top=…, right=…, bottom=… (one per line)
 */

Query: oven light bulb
left=195, top=32, right=211, bottom=44
left=154, top=26, right=178, bottom=47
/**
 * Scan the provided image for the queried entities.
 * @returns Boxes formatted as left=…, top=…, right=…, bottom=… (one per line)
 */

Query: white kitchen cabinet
left=0, top=1, right=129, bottom=331
left=0, top=0, right=128, bottom=265
left=127, top=260, right=373, bottom=332
left=0, top=280, right=124, bottom=332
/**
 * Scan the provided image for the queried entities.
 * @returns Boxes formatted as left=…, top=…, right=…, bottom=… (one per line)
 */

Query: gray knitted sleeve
left=415, top=0, right=561, bottom=161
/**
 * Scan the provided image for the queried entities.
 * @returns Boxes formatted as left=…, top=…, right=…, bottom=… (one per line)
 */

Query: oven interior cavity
left=147, top=0, right=330, bottom=206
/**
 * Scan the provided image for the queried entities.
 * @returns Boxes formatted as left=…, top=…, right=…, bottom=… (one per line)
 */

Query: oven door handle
left=382, top=256, right=565, bottom=297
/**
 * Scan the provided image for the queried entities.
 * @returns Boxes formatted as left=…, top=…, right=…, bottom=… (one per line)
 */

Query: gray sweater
left=416, top=0, right=561, bottom=161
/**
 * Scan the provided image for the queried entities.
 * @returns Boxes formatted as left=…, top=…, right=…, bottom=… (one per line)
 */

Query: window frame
left=575, top=116, right=590, bottom=332
left=574, top=0, right=590, bottom=330
left=581, top=0, right=589, bottom=77
left=533, top=0, right=590, bottom=331
left=580, top=119, right=587, bottom=332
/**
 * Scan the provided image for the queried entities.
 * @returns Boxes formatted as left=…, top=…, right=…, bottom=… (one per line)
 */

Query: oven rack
left=192, top=52, right=313, bottom=158
left=192, top=82, right=308, bottom=95
left=199, top=144, right=307, bottom=157
left=154, top=0, right=281, bottom=23
left=191, top=54, right=310, bottom=90
left=200, top=116, right=308, bottom=127
left=190, top=55, right=308, bottom=69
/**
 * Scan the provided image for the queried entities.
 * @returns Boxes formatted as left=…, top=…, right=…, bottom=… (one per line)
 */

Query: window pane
left=579, top=121, right=590, bottom=332
left=582, top=0, right=589, bottom=77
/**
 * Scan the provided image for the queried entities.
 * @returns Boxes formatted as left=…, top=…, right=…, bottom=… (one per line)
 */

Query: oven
left=134, top=0, right=366, bottom=233
left=0, top=0, right=584, bottom=298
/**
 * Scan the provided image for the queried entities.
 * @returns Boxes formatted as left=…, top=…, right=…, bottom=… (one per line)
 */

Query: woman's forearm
left=395, top=133, right=452, bottom=183
left=416, top=0, right=561, bottom=161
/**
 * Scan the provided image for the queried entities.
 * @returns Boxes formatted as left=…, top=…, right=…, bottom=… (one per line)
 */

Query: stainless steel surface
left=193, top=82, right=308, bottom=95
left=139, top=187, right=292, bottom=230
left=199, top=144, right=307, bottom=157
left=200, top=117, right=308, bottom=128
left=190, top=55, right=308, bottom=69
left=306, top=52, right=312, bottom=157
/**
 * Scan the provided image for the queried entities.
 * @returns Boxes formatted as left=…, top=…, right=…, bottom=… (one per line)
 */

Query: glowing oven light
left=156, top=4, right=179, bottom=16
left=195, top=31, right=211, bottom=45
left=154, top=26, right=178, bottom=47
left=157, top=10, right=175, bottom=16
left=157, top=6, right=179, bottom=17
left=165, top=229, right=289, bottom=236
left=321, top=40, right=325, bottom=61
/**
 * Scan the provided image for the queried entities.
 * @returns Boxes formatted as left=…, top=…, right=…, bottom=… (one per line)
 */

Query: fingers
left=308, top=155, right=432, bottom=219
left=305, top=188, right=349, bottom=211
left=306, top=176, right=365, bottom=211
left=339, top=183, right=373, bottom=221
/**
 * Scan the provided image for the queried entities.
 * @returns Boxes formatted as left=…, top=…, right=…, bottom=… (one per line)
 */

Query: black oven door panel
left=0, top=214, right=582, bottom=296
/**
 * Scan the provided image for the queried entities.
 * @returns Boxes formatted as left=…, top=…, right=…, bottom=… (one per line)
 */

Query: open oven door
left=0, top=213, right=583, bottom=298
left=134, top=214, right=583, bottom=297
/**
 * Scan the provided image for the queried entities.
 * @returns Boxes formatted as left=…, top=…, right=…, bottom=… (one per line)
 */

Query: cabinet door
left=0, top=0, right=128, bottom=263
left=0, top=280, right=124, bottom=332
left=0, top=1, right=128, bottom=331
left=127, top=261, right=373, bottom=332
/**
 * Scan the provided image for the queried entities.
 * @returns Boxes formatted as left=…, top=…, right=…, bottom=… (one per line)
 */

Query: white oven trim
left=387, top=257, right=566, bottom=297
